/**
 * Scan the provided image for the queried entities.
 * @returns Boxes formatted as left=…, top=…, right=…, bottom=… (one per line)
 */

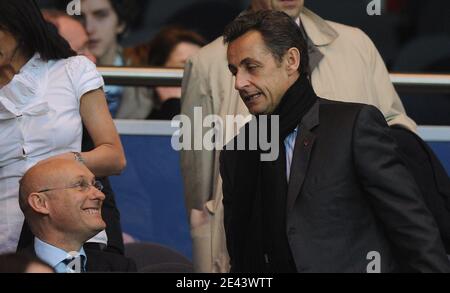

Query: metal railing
left=102, top=68, right=450, bottom=140
left=114, top=119, right=450, bottom=142
left=99, top=67, right=183, bottom=87
left=98, top=67, right=450, bottom=93
left=391, top=73, right=450, bottom=93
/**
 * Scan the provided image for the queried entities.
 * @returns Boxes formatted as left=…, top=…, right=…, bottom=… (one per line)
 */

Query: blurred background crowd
left=36, top=0, right=450, bottom=125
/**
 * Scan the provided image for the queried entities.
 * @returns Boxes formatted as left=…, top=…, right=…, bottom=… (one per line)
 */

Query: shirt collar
left=114, top=50, right=125, bottom=67
left=34, top=237, right=87, bottom=269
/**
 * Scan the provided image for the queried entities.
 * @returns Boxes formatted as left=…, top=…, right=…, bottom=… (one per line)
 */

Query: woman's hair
left=0, top=0, right=76, bottom=61
left=108, top=0, right=138, bottom=30
left=104, top=0, right=138, bottom=41
left=147, top=26, right=206, bottom=67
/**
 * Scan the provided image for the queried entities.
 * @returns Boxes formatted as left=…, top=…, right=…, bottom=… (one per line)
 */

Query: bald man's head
left=19, top=159, right=68, bottom=215
left=19, top=159, right=92, bottom=215
left=19, top=158, right=106, bottom=245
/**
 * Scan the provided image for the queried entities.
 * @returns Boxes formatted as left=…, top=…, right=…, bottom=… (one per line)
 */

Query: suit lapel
left=21, top=243, right=37, bottom=258
left=85, top=249, right=109, bottom=272
left=286, top=101, right=320, bottom=217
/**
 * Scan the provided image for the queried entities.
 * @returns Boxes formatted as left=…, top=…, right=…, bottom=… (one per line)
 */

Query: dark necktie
left=62, top=255, right=86, bottom=273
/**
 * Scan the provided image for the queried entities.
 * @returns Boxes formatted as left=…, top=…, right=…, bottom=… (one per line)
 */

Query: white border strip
left=115, top=120, right=178, bottom=136
left=417, top=126, right=450, bottom=142
left=390, top=74, right=450, bottom=87
left=115, top=120, right=450, bottom=142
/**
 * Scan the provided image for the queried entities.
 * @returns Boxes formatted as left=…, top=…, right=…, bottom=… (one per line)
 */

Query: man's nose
left=234, top=72, right=250, bottom=91
left=84, top=17, right=95, bottom=35
left=90, top=187, right=105, bottom=201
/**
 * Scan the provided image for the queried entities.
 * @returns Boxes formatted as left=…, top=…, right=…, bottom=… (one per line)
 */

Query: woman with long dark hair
left=0, top=0, right=126, bottom=253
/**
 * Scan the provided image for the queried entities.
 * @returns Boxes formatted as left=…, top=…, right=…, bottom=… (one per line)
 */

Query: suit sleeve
left=180, top=54, right=215, bottom=215
left=353, top=105, right=449, bottom=272
left=360, top=30, right=417, bottom=132
left=127, top=257, right=138, bottom=272
left=219, top=150, right=234, bottom=270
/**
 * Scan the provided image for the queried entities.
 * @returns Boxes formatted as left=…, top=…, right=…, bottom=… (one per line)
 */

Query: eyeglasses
left=38, top=180, right=104, bottom=193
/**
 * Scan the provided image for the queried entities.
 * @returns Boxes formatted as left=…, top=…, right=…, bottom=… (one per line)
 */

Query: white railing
left=115, top=120, right=450, bottom=142
left=98, top=67, right=450, bottom=93
left=102, top=67, right=450, bottom=139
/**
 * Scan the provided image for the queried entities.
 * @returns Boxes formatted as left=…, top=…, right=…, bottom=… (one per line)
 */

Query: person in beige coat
left=180, top=0, right=417, bottom=273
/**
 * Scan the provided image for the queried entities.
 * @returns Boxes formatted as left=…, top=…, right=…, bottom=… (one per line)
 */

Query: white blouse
left=0, top=54, right=104, bottom=253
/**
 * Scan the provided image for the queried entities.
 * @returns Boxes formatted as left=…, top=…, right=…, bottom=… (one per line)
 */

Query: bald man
left=18, top=159, right=135, bottom=273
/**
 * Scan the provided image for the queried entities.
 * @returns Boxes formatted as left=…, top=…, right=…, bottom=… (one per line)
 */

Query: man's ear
left=28, top=192, right=50, bottom=215
left=285, top=47, right=301, bottom=76
left=116, top=21, right=126, bottom=35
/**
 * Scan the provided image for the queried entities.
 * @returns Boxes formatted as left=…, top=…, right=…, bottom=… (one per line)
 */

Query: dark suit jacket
left=84, top=248, right=136, bottom=272
left=390, top=125, right=450, bottom=253
left=220, top=99, right=450, bottom=273
left=21, top=242, right=136, bottom=273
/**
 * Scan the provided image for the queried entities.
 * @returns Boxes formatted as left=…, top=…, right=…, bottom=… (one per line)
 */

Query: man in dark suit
left=220, top=10, right=450, bottom=273
left=18, top=158, right=135, bottom=273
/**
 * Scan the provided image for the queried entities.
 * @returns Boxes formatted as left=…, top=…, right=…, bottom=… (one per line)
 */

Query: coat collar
left=242, top=6, right=338, bottom=47
left=300, top=8, right=339, bottom=47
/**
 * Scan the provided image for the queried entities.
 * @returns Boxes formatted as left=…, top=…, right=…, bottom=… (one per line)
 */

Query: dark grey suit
left=220, top=99, right=450, bottom=273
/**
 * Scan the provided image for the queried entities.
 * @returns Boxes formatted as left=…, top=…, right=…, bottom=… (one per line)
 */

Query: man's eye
left=95, top=11, right=109, bottom=19
left=247, top=64, right=258, bottom=71
left=77, top=180, right=89, bottom=191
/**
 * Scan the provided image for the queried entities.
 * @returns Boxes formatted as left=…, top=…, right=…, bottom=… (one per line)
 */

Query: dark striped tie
left=62, top=255, right=86, bottom=273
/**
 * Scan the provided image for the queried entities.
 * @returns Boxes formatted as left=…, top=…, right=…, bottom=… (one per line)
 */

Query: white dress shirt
left=284, top=127, right=299, bottom=183
left=34, top=237, right=87, bottom=273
